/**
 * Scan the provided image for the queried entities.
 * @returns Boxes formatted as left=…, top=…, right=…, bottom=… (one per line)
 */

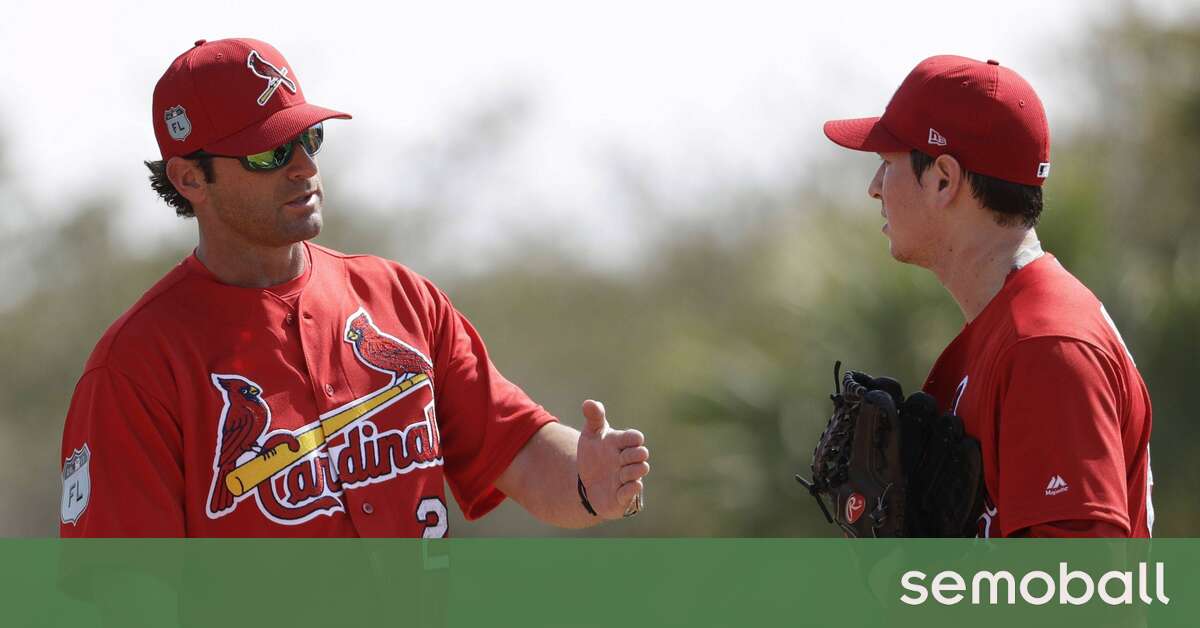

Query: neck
left=929, top=227, right=1041, bottom=323
left=195, top=236, right=308, bottom=288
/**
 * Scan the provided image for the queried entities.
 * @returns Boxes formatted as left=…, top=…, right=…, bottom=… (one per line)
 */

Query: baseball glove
left=795, top=362, right=985, bottom=538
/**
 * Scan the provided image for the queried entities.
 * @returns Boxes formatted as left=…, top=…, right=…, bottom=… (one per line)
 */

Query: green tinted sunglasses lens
left=244, top=143, right=293, bottom=170
left=240, top=123, right=324, bottom=170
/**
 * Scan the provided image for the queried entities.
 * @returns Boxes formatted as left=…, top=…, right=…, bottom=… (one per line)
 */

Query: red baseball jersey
left=59, top=243, right=556, bottom=537
left=922, top=254, right=1153, bottom=538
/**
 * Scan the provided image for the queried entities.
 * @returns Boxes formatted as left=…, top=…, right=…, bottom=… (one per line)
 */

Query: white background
left=0, top=0, right=1191, bottom=266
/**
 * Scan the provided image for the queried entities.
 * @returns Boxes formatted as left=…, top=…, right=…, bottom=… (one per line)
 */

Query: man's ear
left=931, top=154, right=965, bottom=207
left=165, top=157, right=209, bottom=207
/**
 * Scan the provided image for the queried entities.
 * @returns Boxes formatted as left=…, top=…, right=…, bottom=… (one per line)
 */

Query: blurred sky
left=0, top=0, right=1193, bottom=269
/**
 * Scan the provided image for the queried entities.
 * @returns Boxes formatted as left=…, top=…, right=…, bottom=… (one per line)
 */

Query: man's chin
left=888, top=242, right=916, bottom=265
left=282, top=213, right=322, bottom=244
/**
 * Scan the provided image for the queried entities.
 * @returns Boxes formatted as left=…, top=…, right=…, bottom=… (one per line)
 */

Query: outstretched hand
left=576, top=400, right=649, bottom=519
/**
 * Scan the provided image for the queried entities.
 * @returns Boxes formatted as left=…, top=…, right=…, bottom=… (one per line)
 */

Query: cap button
left=986, top=59, right=1000, bottom=65
left=194, top=39, right=207, bottom=47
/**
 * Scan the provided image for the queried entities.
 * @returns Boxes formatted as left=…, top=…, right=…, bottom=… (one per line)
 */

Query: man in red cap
left=59, top=38, right=648, bottom=537
left=824, top=55, right=1153, bottom=538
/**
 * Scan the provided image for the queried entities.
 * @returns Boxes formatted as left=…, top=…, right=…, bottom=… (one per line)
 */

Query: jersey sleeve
left=994, top=337, right=1133, bottom=536
left=59, top=366, right=185, bottom=537
left=422, top=283, right=558, bottom=520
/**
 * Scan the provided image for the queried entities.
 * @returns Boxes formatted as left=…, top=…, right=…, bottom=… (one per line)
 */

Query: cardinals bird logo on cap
left=247, top=50, right=298, bottom=106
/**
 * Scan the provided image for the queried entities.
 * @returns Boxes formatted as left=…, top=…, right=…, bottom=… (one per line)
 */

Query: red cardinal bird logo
left=207, top=375, right=273, bottom=516
left=247, top=50, right=298, bottom=106
left=344, top=309, right=433, bottom=382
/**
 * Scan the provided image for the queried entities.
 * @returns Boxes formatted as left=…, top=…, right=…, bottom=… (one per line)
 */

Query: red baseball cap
left=824, top=55, right=1050, bottom=186
left=152, top=38, right=351, bottom=160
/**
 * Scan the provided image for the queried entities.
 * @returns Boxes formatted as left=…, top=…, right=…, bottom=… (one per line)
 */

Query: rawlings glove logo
left=845, top=493, right=866, bottom=524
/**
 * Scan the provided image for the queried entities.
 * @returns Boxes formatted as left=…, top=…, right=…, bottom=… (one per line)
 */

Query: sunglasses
left=190, top=123, right=324, bottom=171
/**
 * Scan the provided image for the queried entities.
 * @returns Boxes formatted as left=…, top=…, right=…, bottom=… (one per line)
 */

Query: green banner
left=0, top=539, right=1192, bottom=627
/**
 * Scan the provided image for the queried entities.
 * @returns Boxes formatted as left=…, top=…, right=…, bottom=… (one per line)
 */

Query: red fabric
left=1016, top=520, right=1128, bottom=538
left=824, top=55, right=1050, bottom=186
left=152, top=38, right=350, bottom=160
left=923, top=254, right=1153, bottom=538
left=60, top=243, right=555, bottom=537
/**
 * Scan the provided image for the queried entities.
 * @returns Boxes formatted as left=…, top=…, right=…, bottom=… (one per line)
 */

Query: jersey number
left=417, top=497, right=448, bottom=538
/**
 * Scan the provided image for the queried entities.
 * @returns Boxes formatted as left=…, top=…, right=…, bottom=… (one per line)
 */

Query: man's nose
left=287, top=143, right=319, bottom=180
left=868, top=162, right=884, bottom=200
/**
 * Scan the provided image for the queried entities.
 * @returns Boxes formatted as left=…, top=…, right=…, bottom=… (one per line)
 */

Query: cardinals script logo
left=205, top=308, right=441, bottom=525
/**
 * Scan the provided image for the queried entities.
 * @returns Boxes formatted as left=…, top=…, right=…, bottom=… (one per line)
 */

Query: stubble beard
left=210, top=184, right=324, bottom=249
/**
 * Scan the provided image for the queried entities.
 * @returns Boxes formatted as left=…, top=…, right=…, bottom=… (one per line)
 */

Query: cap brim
left=823, top=116, right=910, bottom=153
left=206, top=103, right=352, bottom=155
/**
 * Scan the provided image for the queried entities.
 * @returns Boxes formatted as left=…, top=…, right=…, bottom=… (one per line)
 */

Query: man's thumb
left=581, top=399, right=608, bottom=435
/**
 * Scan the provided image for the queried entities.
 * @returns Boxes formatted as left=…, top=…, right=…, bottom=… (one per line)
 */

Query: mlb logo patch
left=61, top=444, right=92, bottom=525
left=1037, top=162, right=1051, bottom=178
left=164, top=106, right=192, bottom=141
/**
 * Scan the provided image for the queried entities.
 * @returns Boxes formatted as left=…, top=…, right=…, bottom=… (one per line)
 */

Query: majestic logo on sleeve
left=247, top=50, right=298, bottom=106
left=1045, top=475, right=1070, bottom=496
left=205, top=308, right=441, bottom=525
left=60, top=444, right=92, bottom=525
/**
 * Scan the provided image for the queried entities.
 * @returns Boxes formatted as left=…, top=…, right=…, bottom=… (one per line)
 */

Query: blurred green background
left=1, top=13, right=1196, bottom=537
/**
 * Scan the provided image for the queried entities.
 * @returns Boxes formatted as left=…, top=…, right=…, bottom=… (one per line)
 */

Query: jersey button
left=302, top=312, right=313, bottom=320
left=325, top=384, right=335, bottom=397
left=285, top=313, right=295, bottom=325
left=362, top=502, right=374, bottom=514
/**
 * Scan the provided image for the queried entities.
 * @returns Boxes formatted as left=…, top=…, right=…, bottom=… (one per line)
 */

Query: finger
left=581, top=399, right=608, bottom=435
left=619, top=462, right=650, bottom=483
left=620, top=446, right=650, bottom=465
left=616, top=480, right=643, bottom=505
left=615, top=429, right=644, bottom=448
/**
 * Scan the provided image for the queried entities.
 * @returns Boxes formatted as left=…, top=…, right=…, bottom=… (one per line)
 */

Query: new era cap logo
left=1037, top=162, right=1051, bottom=178
left=1045, top=475, right=1069, bottom=496
left=928, top=128, right=948, bottom=147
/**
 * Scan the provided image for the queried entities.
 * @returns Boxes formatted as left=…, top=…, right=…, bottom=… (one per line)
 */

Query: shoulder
left=310, top=243, right=437, bottom=287
left=308, top=243, right=452, bottom=312
left=1002, top=335, right=1121, bottom=382
left=1001, top=255, right=1119, bottom=351
left=83, top=259, right=196, bottom=375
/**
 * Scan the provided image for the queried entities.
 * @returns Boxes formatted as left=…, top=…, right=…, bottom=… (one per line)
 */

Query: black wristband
left=577, top=475, right=598, bottom=517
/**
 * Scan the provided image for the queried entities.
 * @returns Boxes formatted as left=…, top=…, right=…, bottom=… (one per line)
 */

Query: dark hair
left=144, top=156, right=215, bottom=218
left=909, top=150, right=1042, bottom=228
